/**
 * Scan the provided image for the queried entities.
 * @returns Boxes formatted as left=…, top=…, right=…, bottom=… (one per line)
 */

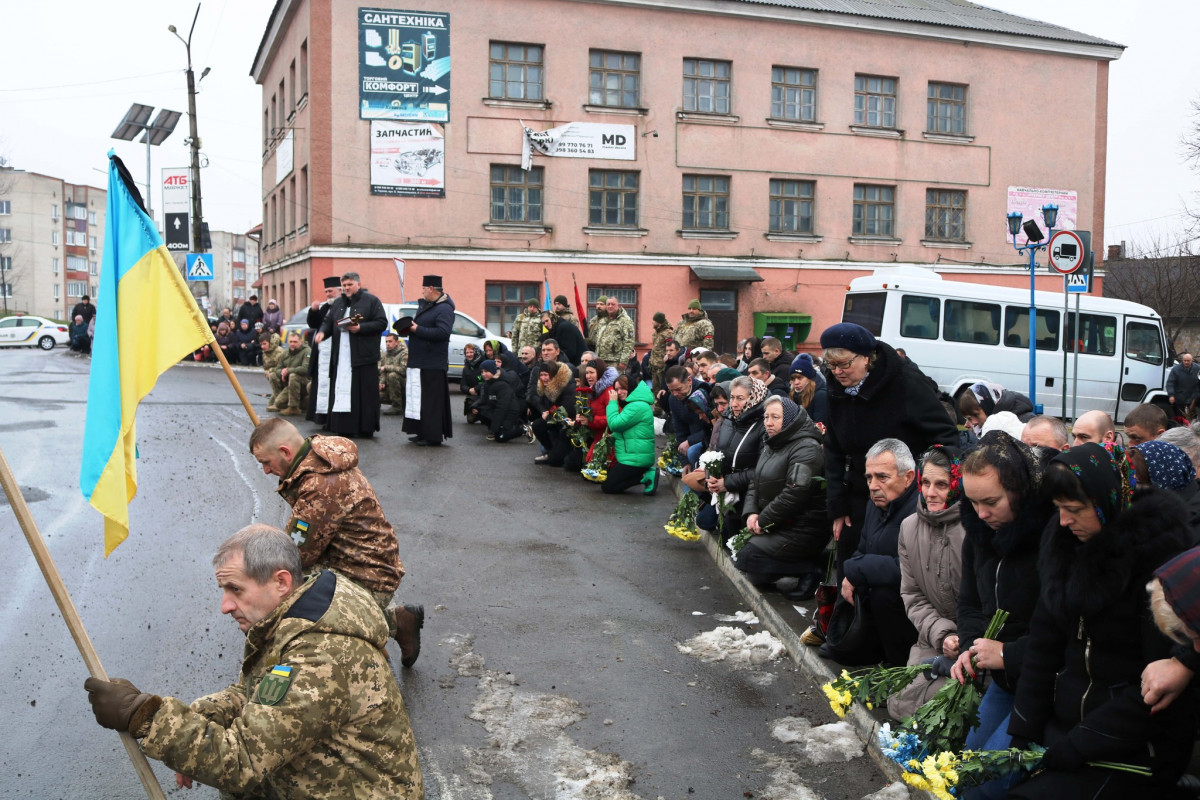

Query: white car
left=0, top=315, right=71, bottom=350
left=383, top=303, right=511, bottom=379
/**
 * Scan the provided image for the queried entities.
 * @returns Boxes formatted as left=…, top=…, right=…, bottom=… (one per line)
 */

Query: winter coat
left=263, top=305, right=284, bottom=332
left=956, top=488, right=1056, bottom=693
left=595, top=307, right=635, bottom=365
left=236, top=301, right=264, bottom=328
left=141, top=571, right=423, bottom=799
left=664, top=378, right=709, bottom=447
left=460, top=349, right=485, bottom=395
left=533, top=361, right=575, bottom=414
left=763, top=378, right=790, bottom=399
left=526, top=360, right=575, bottom=407
left=823, top=340, right=958, bottom=522
left=767, top=350, right=795, bottom=383
left=544, top=317, right=585, bottom=365
left=607, top=381, right=656, bottom=468
left=581, top=367, right=617, bottom=460
left=476, top=374, right=524, bottom=435
left=406, top=293, right=454, bottom=371
left=1008, top=490, right=1193, bottom=785
left=842, top=480, right=920, bottom=591
left=888, top=500, right=966, bottom=720
left=716, top=402, right=767, bottom=499
left=215, top=327, right=236, bottom=351
left=317, top=289, right=387, bottom=368
left=1166, top=361, right=1200, bottom=406
left=234, top=326, right=258, bottom=350
left=741, top=408, right=830, bottom=560
left=1172, top=479, right=1200, bottom=545
left=674, top=311, right=715, bottom=349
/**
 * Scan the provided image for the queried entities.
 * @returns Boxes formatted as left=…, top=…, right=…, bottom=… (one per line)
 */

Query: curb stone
left=665, top=471, right=923, bottom=795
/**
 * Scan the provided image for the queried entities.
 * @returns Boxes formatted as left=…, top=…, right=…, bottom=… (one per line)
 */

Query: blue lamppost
left=1006, top=204, right=1059, bottom=407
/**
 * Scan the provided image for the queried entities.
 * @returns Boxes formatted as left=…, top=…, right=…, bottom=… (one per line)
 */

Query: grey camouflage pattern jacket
left=141, top=571, right=424, bottom=798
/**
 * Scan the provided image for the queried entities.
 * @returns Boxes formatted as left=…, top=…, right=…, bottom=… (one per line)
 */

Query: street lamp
left=111, top=103, right=181, bottom=216
left=169, top=4, right=208, bottom=255
left=1006, top=203, right=1059, bottom=407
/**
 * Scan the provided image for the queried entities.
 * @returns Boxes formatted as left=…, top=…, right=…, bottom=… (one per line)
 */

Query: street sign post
left=186, top=252, right=213, bottom=281
left=1066, top=272, right=1089, bottom=293
left=1047, top=229, right=1085, bottom=274
left=161, top=168, right=191, bottom=251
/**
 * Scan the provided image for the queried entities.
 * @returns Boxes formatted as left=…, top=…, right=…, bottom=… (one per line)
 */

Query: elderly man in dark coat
left=313, top=272, right=387, bottom=438
left=399, top=275, right=455, bottom=446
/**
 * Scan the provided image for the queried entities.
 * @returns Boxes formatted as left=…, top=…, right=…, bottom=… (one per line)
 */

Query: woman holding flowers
left=698, top=376, right=769, bottom=531
left=531, top=360, right=576, bottom=466
left=601, top=375, right=658, bottom=495
left=952, top=430, right=1056, bottom=798
left=577, top=358, right=618, bottom=465
left=736, top=396, right=831, bottom=600
left=1006, top=443, right=1193, bottom=799
left=886, top=445, right=966, bottom=720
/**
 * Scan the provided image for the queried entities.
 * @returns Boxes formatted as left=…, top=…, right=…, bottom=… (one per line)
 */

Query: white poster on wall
left=521, top=122, right=636, bottom=170
left=276, top=130, right=294, bottom=186
left=1006, top=186, right=1077, bottom=245
left=370, top=120, right=445, bottom=197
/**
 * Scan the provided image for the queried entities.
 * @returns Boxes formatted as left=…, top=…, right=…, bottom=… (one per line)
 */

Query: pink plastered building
left=251, top=0, right=1121, bottom=353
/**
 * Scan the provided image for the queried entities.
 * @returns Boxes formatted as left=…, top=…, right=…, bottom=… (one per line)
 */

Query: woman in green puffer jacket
left=602, top=375, right=659, bottom=495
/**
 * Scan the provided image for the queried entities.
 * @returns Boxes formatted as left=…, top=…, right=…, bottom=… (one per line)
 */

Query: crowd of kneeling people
left=458, top=317, right=1200, bottom=799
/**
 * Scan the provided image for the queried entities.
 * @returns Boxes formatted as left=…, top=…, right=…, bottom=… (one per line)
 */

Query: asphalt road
left=0, top=347, right=890, bottom=800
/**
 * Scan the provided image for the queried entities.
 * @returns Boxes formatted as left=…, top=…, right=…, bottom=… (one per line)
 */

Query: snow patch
left=771, top=716, right=812, bottom=744
left=712, top=610, right=760, bottom=624
left=802, top=721, right=864, bottom=763
left=676, top=626, right=785, bottom=669
left=749, top=749, right=824, bottom=800
left=862, top=782, right=912, bottom=800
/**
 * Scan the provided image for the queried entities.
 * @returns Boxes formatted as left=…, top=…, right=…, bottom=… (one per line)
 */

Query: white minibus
left=840, top=267, right=1169, bottom=423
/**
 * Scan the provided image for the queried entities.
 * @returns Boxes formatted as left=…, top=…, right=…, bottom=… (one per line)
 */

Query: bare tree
left=1103, top=236, right=1200, bottom=349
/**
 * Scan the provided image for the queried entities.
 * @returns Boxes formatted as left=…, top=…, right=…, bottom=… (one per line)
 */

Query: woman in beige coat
left=887, top=445, right=966, bottom=720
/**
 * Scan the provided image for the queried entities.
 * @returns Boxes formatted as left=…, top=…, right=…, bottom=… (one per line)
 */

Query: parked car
left=281, top=309, right=313, bottom=344
left=0, top=316, right=71, bottom=350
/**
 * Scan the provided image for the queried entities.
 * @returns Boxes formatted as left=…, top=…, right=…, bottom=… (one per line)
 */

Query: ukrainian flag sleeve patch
left=288, top=519, right=310, bottom=547
left=254, top=665, right=294, bottom=706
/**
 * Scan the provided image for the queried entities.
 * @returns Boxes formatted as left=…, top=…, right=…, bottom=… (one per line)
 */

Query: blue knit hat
left=819, top=323, right=876, bottom=356
left=480, top=359, right=498, bottom=373
left=790, top=353, right=818, bottom=381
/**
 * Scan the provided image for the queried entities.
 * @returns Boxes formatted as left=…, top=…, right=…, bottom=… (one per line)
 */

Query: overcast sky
left=1, top=0, right=1196, bottom=253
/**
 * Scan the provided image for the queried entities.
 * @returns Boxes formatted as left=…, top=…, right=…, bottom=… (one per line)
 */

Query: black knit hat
left=653, top=312, right=668, bottom=325
left=554, top=294, right=569, bottom=307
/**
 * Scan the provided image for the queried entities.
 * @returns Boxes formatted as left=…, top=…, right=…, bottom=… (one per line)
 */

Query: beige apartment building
left=0, top=168, right=105, bottom=321
left=203, top=229, right=262, bottom=314
left=252, top=0, right=1122, bottom=353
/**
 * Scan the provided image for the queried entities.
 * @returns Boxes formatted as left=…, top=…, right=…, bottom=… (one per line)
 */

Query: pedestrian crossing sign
left=186, top=253, right=214, bottom=281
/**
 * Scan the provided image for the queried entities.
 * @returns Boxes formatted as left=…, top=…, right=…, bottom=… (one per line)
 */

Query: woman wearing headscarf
left=887, top=445, right=966, bottom=720
left=1007, top=443, right=1192, bottom=800
left=957, top=380, right=1035, bottom=436
left=736, top=396, right=830, bottom=599
left=820, top=322, right=958, bottom=579
left=262, top=299, right=284, bottom=333
left=788, top=353, right=827, bottom=426
left=215, top=321, right=238, bottom=364
left=701, top=376, right=769, bottom=534
left=1134, top=440, right=1200, bottom=546
left=950, top=431, right=1056, bottom=799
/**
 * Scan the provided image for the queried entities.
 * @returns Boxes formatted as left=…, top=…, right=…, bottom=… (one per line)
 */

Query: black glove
left=84, top=677, right=161, bottom=736
left=920, top=655, right=955, bottom=680
left=1040, top=739, right=1086, bottom=772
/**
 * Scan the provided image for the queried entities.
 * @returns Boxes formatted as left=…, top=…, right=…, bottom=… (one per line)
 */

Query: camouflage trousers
left=267, top=374, right=286, bottom=407
left=272, top=373, right=309, bottom=411
left=380, top=371, right=405, bottom=409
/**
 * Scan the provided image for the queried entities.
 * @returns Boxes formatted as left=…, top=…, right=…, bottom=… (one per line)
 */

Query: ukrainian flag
left=81, top=153, right=214, bottom=555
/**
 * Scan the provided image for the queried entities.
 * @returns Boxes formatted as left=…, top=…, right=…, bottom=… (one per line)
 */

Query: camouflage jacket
left=277, top=436, right=403, bottom=593
left=141, top=571, right=424, bottom=799
left=261, top=346, right=284, bottom=373
left=380, top=341, right=408, bottom=376
left=587, top=314, right=609, bottom=348
left=674, top=313, right=715, bottom=350
left=595, top=308, right=634, bottom=365
left=650, top=324, right=674, bottom=369
left=510, top=311, right=541, bottom=355
left=277, top=344, right=311, bottom=379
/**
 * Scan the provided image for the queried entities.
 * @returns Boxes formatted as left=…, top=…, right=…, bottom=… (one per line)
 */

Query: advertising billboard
left=370, top=121, right=445, bottom=197
left=359, top=8, right=450, bottom=121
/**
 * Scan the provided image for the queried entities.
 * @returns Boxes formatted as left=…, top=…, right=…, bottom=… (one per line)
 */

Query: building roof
left=722, top=0, right=1121, bottom=49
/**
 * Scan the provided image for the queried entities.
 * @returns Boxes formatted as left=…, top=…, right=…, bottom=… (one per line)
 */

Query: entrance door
left=699, top=289, right=737, bottom=354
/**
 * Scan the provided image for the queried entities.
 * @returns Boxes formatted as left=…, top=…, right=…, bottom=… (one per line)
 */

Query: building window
left=89, top=235, right=97, bottom=252
left=0, top=228, right=11, bottom=243
left=853, top=184, right=895, bottom=237
left=289, top=59, right=297, bottom=111
left=927, top=83, right=966, bottom=134
left=289, top=176, right=297, bottom=233
left=67, top=255, right=87, bottom=271
left=683, top=58, right=731, bottom=114
left=1, top=256, right=11, bottom=271
left=51, top=257, right=59, bottom=274
left=489, top=42, right=543, bottom=101
left=263, top=109, right=270, bottom=150
left=233, top=248, right=246, bottom=262
left=300, top=167, right=309, bottom=228
left=925, top=189, right=966, bottom=240
left=90, top=261, right=98, bottom=275
left=854, top=75, right=897, bottom=128
left=67, top=280, right=87, bottom=297
left=300, top=40, right=308, bottom=100
left=485, top=282, right=541, bottom=336
left=89, top=210, right=97, bottom=225
left=682, top=175, right=730, bottom=230
left=53, top=283, right=59, bottom=300
left=589, top=171, right=639, bottom=228
left=490, top=165, right=543, bottom=223
left=0, top=200, right=9, bottom=215
left=51, top=204, right=59, bottom=220
left=233, top=268, right=246, bottom=281
left=589, top=50, right=640, bottom=108
left=1, top=283, right=12, bottom=299
left=769, top=179, right=815, bottom=234
left=771, top=67, right=816, bottom=121
left=587, top=286, right=638, bottom=331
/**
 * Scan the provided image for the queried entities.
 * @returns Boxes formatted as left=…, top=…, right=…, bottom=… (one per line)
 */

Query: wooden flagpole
left=0, top=444, right=167, bottom=799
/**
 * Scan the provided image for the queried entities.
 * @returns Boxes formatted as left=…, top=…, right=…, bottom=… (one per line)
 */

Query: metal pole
left=1028, top=247, right=1037, bottom=406
left=144, top=137, right=152, bottom=218
left=1071, top=292, right=1081, bottom=420
left=185, top=60, right=203, bottom=254
left=1061, top=276, right=1069, bottom=418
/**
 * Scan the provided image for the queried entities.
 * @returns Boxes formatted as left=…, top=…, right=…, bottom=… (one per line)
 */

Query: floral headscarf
left=1050, top=442, right=1135, bottom=526
left=1135, top=440, right=1197, bottom=491
left=730, top=378, right=769, bottom=420
left=917, top=444, right=962, bottom=509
